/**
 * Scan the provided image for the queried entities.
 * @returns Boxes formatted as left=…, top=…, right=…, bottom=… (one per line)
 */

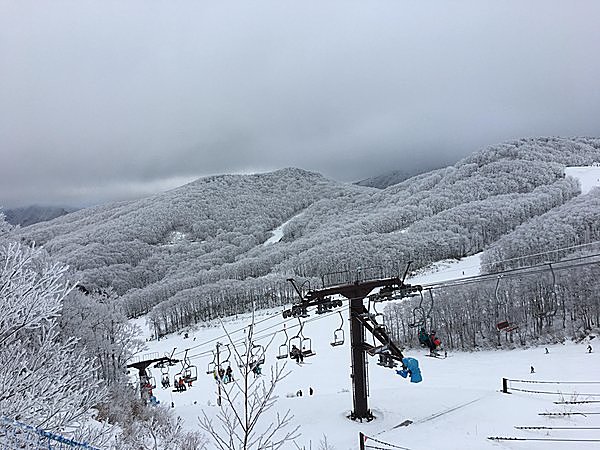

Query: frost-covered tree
left=198, top=319, right=300, bottom=450
left=0, top=210, right=13, bottom=238
left=98, top=383, right=206, bottom=450
left=61, top=288, right=145, bottom=384
left=0, top=242, right=106, bottom=435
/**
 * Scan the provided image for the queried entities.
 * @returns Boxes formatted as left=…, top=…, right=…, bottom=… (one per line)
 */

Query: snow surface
left=263, top=214, right=302, bottom=246
left=133, top=254, right=600, bottom=449
left=565, top=166, right=600, bottom=195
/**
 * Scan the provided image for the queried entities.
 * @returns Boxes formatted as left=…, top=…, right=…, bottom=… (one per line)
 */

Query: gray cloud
left=1, top=0, right=599, bottom=207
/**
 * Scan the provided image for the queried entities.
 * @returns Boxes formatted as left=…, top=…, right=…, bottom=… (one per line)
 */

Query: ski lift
left=330, top=311, right=345, bottom=347
left=251, top=343, right=266, bottom=366
left=377, top=353, right=397, bottom=369
left=182, top=349, right=198, bottom=382
left=408, top=289, right=433, bottom=329
left=206, top=351, right=216, bottom=375
left=372, top=302, right=387, bottom=332
left=495, top=276, right=519, bottom=332
left=218, top=344, right=234, bottom=384
left=289, top=318, right=315, bottom=358
left=144, top=368, right=157, bottom=389
left=533, top=263, right=559, bottom=318
left=277, top=325, right=289, bottom=359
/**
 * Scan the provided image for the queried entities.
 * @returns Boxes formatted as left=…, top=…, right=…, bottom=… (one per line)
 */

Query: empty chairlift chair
left=277, top=325, right=289, bottom=359
left=330, top=311, right=345, bottom=347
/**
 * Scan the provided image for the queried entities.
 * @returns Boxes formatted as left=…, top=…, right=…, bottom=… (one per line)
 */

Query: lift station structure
left=283, top=265, right=422, bottom=421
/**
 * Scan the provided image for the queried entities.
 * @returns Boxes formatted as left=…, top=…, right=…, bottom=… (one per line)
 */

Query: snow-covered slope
left=565, top=166, right=600, bottom=194
left=134, top=257, right=600, bottom=449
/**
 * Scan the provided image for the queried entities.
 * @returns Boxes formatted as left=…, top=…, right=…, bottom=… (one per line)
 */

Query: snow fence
left=0, top=417, right=100, bottom=450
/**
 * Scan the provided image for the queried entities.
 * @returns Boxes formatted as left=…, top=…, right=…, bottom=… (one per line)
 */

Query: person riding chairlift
left=290, top=345, right=304, bottom=364
left=251, top=361, right=262, bottom=377
left=419, top=327, right=441, bottom=355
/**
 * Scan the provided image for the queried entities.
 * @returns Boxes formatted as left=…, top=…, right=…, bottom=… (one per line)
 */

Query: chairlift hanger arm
left=401, top=260, right=413, bottom=283
left=353, top=308, right=405, bottom=361
left=286, top=278, right=305, bottom=300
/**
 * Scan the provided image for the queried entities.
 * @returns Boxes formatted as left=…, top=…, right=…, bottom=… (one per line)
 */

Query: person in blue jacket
left=396, top=357, right=422, bottom=383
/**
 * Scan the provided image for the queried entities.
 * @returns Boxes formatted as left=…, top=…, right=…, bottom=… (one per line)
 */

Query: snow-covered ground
left=134, top=253, right=600, bottom=449
left=565, top=166, right=600, bottom=195
left=264, top=213, right=304, bottom=246
left=135, top=166, right=600, bottom=448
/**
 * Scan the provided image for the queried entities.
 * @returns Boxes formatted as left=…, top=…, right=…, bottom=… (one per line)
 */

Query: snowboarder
left=530, top=366, right=535, bottom=374
left=309, top=386, right=314, bottom=396
left=296, top=390, right=303, bottom=397
left=588, top=345, right=593, bottom=353
left=545, top=347, right=549, bottom=354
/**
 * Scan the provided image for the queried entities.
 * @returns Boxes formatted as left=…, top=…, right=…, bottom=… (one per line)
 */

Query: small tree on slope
left=198, top=318, right=300, bottom=450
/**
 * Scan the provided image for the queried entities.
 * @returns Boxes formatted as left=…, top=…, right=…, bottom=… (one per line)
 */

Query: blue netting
left=0, top=417, right=100, bottom=449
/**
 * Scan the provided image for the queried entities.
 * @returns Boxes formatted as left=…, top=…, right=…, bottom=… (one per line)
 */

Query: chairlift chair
left=184, top=366, right=198, bottom=382
left=288, top=335, right=302, bottom=357
left=496, top=320, right=519, bottom=332
left=144, top=369, right=157, bottom=389
left=173, top=372, right=183, bottom=386
left=301, top=336, right=315, bottom=357
left=377, top=353, right=397, bottom=369
left=206, top=351, right=216, bottom=375
left=251, top=343, right=266, bottom=366
left=277, top=326, right=289, bottom=359
left=331, top=328, right=344, bottom=347
left=180, top=349, right=198, bottom=382
left=494, top=276, right=520, bottom=333
left=290, top=318, right=316, bottom=358
left=330, top=311, right=345, bottom=347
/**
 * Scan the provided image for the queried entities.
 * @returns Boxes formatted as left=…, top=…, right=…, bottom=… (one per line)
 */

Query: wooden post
left=359, top=432, right=366, bottom=450
left=502, top=377, right=509, bottom=394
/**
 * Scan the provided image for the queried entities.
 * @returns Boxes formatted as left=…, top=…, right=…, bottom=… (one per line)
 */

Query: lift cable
left=163, top=251, right=600, bottom=364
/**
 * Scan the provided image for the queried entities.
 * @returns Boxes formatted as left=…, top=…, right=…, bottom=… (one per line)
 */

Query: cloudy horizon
left=1, top=0, right=599, bottom=208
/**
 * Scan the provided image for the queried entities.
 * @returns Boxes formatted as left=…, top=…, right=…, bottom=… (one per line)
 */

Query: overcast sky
left=1, top=0, right=599, bottom=207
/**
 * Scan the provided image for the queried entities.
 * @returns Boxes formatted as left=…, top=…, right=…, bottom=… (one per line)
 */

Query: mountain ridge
left=9, top=136, right=600, bottom=334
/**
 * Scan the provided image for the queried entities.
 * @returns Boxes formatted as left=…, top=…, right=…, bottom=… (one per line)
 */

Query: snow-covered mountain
left=3, top=204, right=76, bottom=227
left=9, top=137, right=600, bottom=340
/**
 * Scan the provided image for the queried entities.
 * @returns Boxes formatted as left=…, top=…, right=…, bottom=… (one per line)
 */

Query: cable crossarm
left=283, top=275, right=421, bottom=319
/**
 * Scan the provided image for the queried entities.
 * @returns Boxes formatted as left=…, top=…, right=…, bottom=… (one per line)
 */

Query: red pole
left=359, top=432, right=365, bottom=450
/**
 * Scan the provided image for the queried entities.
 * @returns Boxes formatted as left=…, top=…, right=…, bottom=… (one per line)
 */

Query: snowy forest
left=2, top=136, right=600, bottom=448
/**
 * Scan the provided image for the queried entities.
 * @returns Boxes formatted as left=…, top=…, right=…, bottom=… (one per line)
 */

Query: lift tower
left=127, top=351, right=179, bottom=402
left=283, top=266, right=421, bottom=421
